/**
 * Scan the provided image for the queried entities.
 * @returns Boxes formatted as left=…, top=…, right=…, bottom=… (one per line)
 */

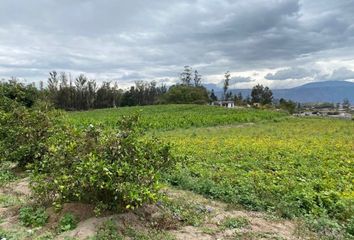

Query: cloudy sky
left=1, top=0, right=354, bottom=89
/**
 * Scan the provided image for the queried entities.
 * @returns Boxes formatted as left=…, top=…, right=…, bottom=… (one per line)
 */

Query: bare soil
left=0, top=178, right=311, bottom=240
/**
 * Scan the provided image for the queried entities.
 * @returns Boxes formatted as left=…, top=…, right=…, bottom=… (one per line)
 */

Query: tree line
left=44, top=71, right=169, bottom=110
left=1, top=66, right=320, bottom=114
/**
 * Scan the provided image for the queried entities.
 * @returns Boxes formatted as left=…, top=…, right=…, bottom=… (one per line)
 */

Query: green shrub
left=58, top=213, right=77, bottom=233
left=30, top=114, right=176, bottom=210
left=160, top=198, right=211, bottom=227
left=0, top=81, right=61, bottom=168
left=0, top=102, right=61, bottom=167
left=0, top=162, right=17, bottom=186
left=220, top=216, right=250, bottom=230
left=305, top=215, right=345, bottom=239
left=0, top=80, right=39, bottom=109
left=92, top=220, right=123, bottom=240
left=19, top=206, right=48, bottom=227
left=34, top=232, right=55, bottom=240
left=160, top=85, right=209, bottom=104
left=345, top=217, right=354, bottom=236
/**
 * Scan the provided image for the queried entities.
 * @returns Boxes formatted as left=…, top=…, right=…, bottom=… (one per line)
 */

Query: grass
left=159, top=196, right=212, bottom=227
left=90, top=219, right=176, bottom=240
left=57, top=213, right=77, bottom=233
left=0, top=194, right=23, bottom=208
left=231, top=232, right=287, bottom=240
left=68, top=104, right=288, bottom=131
left=0, top=161, right=17, bottom=187
left=158, top=118, right=353, bottom=231
left=220, top=216, right=250, bottom=230
left=19, top=206, right=48, bottom=227
left=124, top=227, right=176, bottom=240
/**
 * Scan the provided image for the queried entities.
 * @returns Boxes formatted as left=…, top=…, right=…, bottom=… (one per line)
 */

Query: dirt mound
left=0, top=182, right=309, bottom=239
left=5, top=178, right=31, bottom=196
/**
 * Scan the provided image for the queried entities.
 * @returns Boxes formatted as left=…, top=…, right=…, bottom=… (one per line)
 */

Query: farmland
left=1, top=104, right=354, bottom=239
left=161, top=118, right=354, bottom=220
left=68, top=104, right=288, bottom=130
left=68, top=105, right=354, bottom=238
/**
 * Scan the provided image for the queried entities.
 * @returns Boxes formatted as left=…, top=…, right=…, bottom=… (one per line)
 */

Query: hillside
left=208, top=80, right=354, bottom=103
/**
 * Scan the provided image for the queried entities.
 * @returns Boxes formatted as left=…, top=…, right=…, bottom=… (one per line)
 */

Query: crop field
left=68, top=104, right=288, bottom=130
left=2, top=104, right=353, bottom=239
left=69, top=105, right=354, bottom=226
left=159, top=118, right=354, bottom=223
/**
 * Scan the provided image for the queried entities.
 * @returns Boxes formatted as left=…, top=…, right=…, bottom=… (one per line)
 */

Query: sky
left=0, top=0, right=354, bottom=89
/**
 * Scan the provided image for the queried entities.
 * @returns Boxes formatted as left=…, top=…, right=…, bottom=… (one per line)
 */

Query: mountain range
left=205, top=81, right=354, bottom=103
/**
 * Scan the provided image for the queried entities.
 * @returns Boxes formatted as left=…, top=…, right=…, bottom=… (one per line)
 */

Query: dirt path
left=0, top=179, right=311, bottom=240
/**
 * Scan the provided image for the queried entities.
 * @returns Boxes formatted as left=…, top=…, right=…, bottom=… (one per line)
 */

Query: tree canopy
left=251, top=84, right=273, bottom=105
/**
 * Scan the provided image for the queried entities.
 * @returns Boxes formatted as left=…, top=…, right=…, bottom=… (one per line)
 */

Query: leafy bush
left=19, top=206, right=48, bottom=227
left=0, top=162, right=17, bottom=186
left=58, top=213, right=77, bottom=233
left=0, top=80, right=61, bottom=168
left=0, top=102, right=61, bottom=167
left=160, top=85, right=209, bottom=104
left=345, top=217, right=354, bottom=236
left=0, top=80, right=39, bottom=109
left=30, top=114, right=176, bottom=210
left=92, top=220, right=123, bottom=240
left=305, top=215, right=345, bottom=239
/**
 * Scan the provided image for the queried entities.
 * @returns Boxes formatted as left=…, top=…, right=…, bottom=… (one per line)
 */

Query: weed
left=19, top=206, right=48, bottom=227
left=201, top=226, right=218, bottom=235
left=0, top=162, right=16, bottom=186
left=304, top=215, right=346, bottom=239
left=220, top=216, right=250, bottom=230
left=161, top=198, right=211, bottom=226
left=58, top=213, right=77, bottom=233
left=34, top=232, right=54, bottom=240
left=0, top=194, right=23, bottom=208
left=91, top=219, right=123, bottom=240
left=232, top=231, right=286, bottom=239
left=124, top=227, right=176, bottom=240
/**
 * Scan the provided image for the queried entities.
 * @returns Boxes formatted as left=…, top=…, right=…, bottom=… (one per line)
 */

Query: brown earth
left=0, top=178, right=313, bottom=240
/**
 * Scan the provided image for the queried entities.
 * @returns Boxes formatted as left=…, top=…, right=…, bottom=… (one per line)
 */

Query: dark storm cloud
left=0, top=0, right=353, bottom=86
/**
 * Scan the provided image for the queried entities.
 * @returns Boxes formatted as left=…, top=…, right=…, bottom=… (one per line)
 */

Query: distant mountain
left=203, top=83, right=221, bottom=92
left=204, top=81, right=354, bottom=103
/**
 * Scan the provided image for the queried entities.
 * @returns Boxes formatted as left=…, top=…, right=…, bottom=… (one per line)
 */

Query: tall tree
left=193, top=70, right=202, bottom=87
left=180, top=66, right=193, bottom=86
left=223, top=71, right=231, bottom=100
left=75, top=74, right=88, bottom=110
left=210, top=89, right=218, bottom=102
left=48, top=71, right=58, bottom=93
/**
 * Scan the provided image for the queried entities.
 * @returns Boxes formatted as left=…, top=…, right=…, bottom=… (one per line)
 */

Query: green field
left=67, top=105, right=354, bottom=234
left=65, top=105, right=354, bottom=234
left=1, top=104, right=353, bottom=238
left=68, top=104, right=288, bottom=130
left=160, top=118, right=354, bottom=220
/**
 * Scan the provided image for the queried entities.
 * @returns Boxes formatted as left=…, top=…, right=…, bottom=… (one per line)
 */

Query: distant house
left=295, top=111, right=352, bottom=119
left=253, top=103, right=261, bottom=108
left=211, top=100, right=235, bottom=108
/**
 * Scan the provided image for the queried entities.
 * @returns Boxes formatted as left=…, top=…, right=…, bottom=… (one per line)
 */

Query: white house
left=211, top=101, right=235, bottom=108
